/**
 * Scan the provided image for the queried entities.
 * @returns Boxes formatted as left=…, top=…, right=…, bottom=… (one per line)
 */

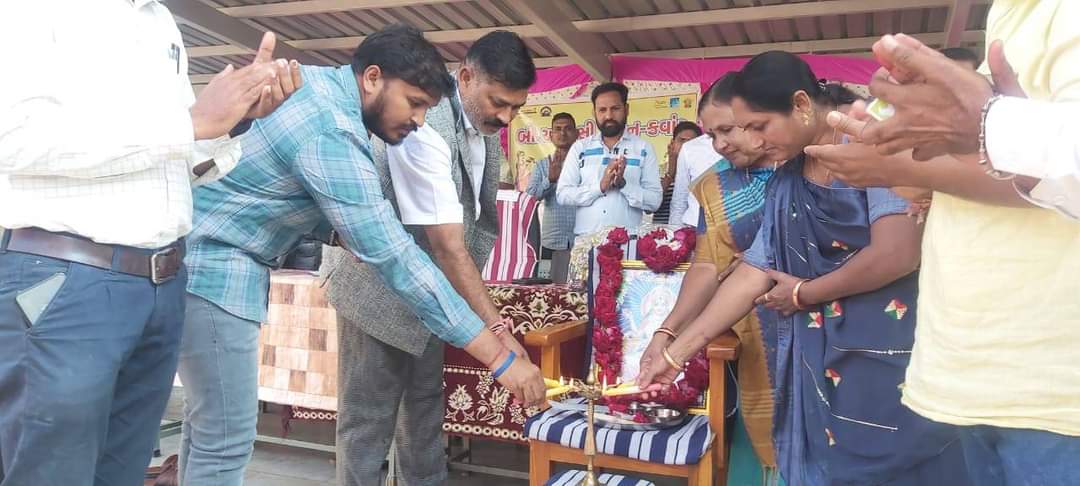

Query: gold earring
left=803, top=111, right=812, bottom=126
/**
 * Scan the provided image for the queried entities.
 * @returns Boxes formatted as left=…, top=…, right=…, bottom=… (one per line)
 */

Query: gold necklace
left=807, top=157, right=832, bottom=184
left=805, top=125, right=839, bottom=184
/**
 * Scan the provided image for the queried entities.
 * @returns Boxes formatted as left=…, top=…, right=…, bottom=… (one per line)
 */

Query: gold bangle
left=661, top=347, right=684, bottom=372
left=793, top=279, right=809, bottom=310
left=653, top=328, right=678, bottom=341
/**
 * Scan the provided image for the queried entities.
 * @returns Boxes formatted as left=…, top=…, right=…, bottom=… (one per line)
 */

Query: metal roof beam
left=169, top=0, right=320, bottom=64
left=220, top=0, right=466, bottom=18
left=500, top=0, right=611, bottom=80
left=190, top=30, right=986, bottom=84
left=188, top=0, right=990, bottom=59
left=622, top=30, right=985, bottom=60
left=943, top=0, right=975, bottom=48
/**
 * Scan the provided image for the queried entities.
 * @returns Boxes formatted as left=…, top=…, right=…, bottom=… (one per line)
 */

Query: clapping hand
left=245, top=58, right=303, bottom=119
left=548, top=156, right=564, bottom=183
left=189, top=32, right=303, bottom=140
left=832, top=35, right=1023, bottom=161
left=600, top=156, right=626, bottom=192
left=612, top=156, right=628, bottom=189
left=805, top=138, right=911, bottom=188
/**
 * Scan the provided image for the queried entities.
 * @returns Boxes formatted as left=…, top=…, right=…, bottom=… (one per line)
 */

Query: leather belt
left=1, top=227, right=183, bottom=285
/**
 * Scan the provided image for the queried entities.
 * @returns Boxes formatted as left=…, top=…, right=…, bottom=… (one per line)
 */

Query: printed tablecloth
left=442, top=283, right=587, bottom=442
left=257, top=272, right=588, bottom=443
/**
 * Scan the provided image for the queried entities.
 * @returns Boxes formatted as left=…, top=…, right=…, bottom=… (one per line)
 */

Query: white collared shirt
left=458, top=91, right=488, bottom=201
left=0, top=0, right=241, bottom=248
left=386, top=87, right=487, bottom=224
left=985, top=97, right=1080, bottom=220
left=556, top=132, right=662, bottom=235
left=671, top=135, right=724, bottom=227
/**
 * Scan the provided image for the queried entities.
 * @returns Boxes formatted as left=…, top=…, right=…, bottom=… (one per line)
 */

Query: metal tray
left=548, top=399, right=688, bottom=431
left=595, top=406, right=688, bottom=431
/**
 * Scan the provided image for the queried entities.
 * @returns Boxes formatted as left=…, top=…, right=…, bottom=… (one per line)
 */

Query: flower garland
left=591, top=227, right=709, bottom=418
left=636, top=227, right=697, bottom=273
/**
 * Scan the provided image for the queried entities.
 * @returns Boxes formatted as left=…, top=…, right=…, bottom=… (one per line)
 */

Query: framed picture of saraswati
left=613, top=261, right=708, bottom=414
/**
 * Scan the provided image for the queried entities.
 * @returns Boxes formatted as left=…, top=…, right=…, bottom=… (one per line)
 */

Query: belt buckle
left=150, top=247, right=178, bottom=285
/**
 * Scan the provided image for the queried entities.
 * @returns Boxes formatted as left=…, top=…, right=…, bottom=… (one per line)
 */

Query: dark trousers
left=336, top=317, right=446, bottom=486
left=0, top=248, right=186, bottom=486
left=959, top=425, right=1080, bottom=486
left=540, top=246, right=571, bottom=283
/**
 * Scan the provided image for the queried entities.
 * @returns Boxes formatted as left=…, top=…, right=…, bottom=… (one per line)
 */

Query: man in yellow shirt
left=806, top=2, right=1080, bottom=485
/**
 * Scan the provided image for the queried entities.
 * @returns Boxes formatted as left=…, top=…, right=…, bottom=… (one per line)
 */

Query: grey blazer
left=323, top=95, right=501, bottom=356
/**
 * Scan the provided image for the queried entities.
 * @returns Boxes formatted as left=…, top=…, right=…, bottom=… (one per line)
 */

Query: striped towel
left=525, top=400, right=714, bottom=465
left=483, top=190, right=540, bottom=282
left=545, top=470, right=656, bottom=486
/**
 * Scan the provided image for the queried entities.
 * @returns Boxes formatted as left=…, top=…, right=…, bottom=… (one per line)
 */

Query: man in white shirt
left=557, top=82, right=663, bottom=237
left=656, top=121, right=702, bottom=225
left=0, top=2, right=297, bottom=484
left=327, top=31, right=539, bottom=485
left=668, top=135, right=719, bottom=227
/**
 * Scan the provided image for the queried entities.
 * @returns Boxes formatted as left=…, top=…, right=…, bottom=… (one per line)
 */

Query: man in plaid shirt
left=179, top=25, right=545, bottom=484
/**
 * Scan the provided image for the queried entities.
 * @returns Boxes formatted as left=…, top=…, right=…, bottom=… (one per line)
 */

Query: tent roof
left=177, top=0, right=989, bottom=87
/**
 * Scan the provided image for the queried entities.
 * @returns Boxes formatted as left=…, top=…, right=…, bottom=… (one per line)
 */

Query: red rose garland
left=636, top=227, right=697, bottom=273
left=591, top=227, right=708, bottom=417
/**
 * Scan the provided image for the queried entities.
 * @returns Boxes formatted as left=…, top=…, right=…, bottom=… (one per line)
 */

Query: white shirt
left=556, top=132, right=662, bottom=235
left=387, top=87, right=486, bottom=224
left=459, top=91, right=488, bottom=209
left=986, top=97, right=1080, bottom=220
left=0, top=0, right=241, bottom=248
left=670, top=135, right=724, bottom=227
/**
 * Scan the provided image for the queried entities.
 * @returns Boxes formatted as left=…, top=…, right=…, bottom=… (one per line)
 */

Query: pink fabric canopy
left=534, top=53, right=879, bottom=95
left=500, top=53, right=880, bottom=152
left=611, top=54, right=880, bottom=94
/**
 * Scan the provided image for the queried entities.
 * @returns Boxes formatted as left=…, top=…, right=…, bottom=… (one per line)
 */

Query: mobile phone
left=511, top=277, right=552, bottom=285
left=15, top=272, right=66, bottom=327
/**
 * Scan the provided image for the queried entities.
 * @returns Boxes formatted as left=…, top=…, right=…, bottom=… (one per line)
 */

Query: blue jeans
left=0, top=249, right=186, bottom=486
left=178, top=293, right=261, bottom=486
left=960, top=425, right=1080, bottom=486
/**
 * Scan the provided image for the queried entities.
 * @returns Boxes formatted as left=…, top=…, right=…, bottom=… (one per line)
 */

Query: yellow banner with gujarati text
left=508, top=92, right=699, bottom=181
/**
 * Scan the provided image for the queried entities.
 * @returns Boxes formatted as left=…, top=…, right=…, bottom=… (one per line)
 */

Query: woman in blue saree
left=638, top=72, right=783, bottom=484
left=636, top=52, right=970, bottom=485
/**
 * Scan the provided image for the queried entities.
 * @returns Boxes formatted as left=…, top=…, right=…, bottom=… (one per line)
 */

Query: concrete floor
left=153, top=387, right=680, bottom=485
left=153, top=387, right=532, bottom=485
left=152, top=434, right=531, bottom=486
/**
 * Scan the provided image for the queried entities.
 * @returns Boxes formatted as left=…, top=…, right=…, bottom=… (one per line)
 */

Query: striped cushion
left=545, top=470, right=656, bottom=486
left=525, top=402, right=713, bottom=465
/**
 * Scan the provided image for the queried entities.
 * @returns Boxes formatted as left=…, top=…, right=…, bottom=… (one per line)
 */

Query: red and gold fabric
left=257, top=273, right=588, bottom=443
